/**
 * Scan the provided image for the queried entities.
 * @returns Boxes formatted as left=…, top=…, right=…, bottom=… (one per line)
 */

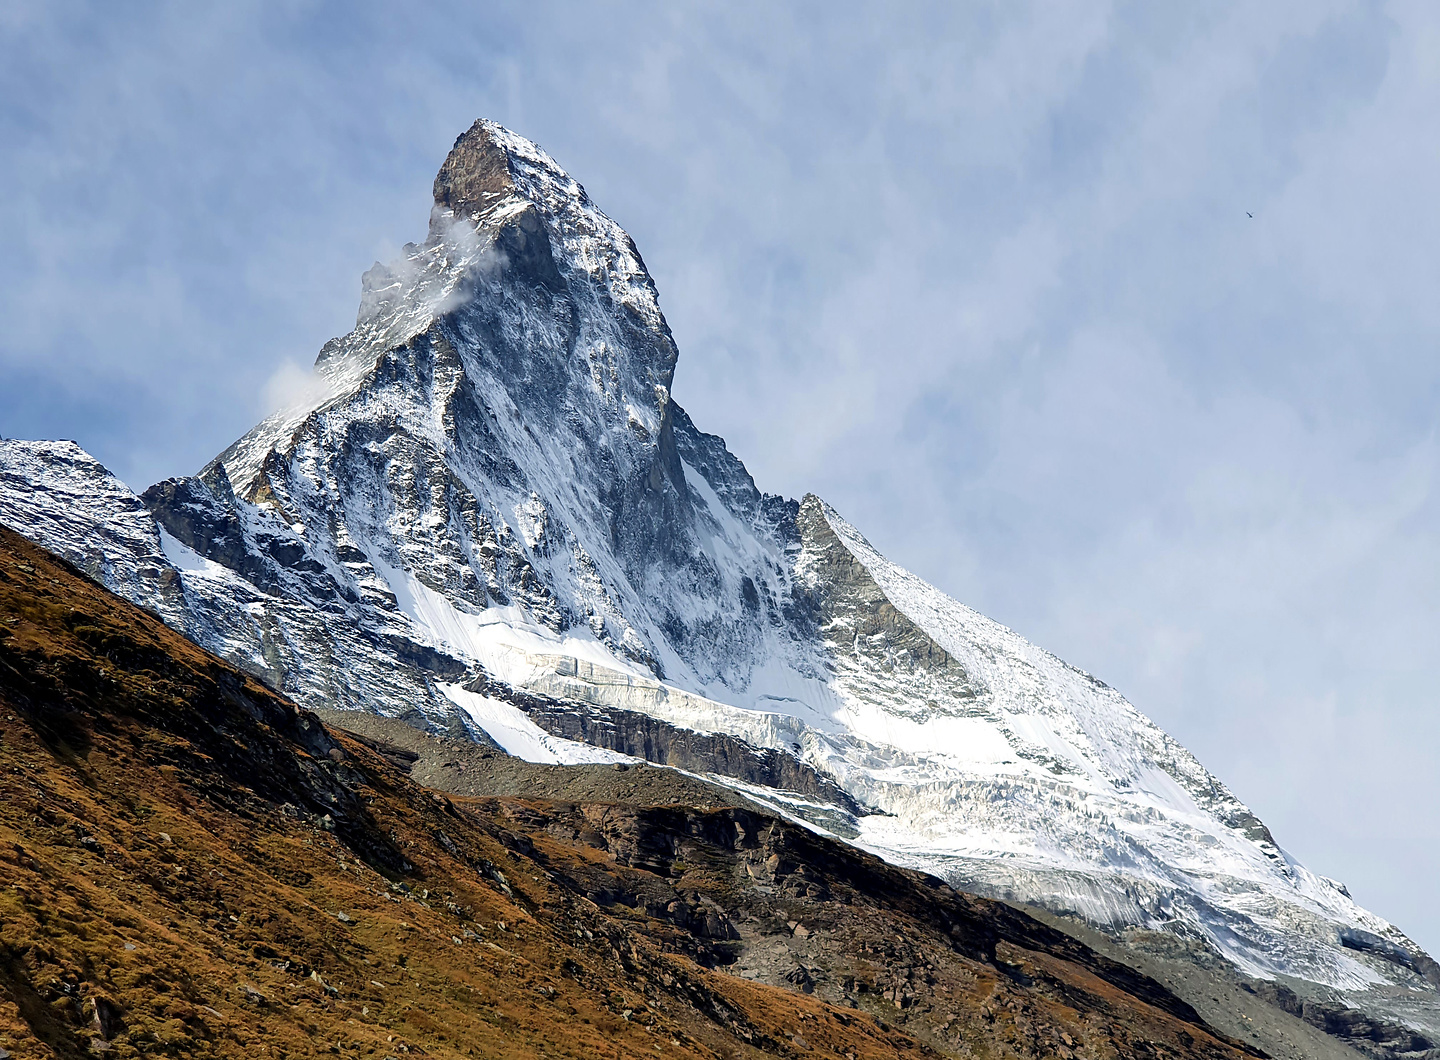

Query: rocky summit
left=1, top=119, right=1437, bottom=1058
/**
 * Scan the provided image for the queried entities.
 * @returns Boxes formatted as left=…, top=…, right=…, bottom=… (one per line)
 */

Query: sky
left=2, top=2, right=1437, bottom=955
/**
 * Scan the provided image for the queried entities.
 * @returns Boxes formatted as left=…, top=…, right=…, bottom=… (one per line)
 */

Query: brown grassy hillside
left=0, top=524, right=1261, bottom=1060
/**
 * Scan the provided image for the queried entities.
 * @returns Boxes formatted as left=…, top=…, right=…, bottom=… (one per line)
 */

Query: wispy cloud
left=260, top=359, right=335, bottom=417
left=2, top=0, right=1438, bottom=953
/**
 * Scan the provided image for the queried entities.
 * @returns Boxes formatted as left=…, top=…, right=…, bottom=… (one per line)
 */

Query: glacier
left=2, top=119, right=1436, bottom=1045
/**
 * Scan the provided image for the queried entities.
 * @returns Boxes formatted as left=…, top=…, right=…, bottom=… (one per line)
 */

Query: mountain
left=0, top=521, right=1275, bottom=1060
left=1, top=119, right=1436, bottom=1057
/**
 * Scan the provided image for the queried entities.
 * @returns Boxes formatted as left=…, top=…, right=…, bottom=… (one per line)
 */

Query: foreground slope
left=0, top=525, right=1273, bottom=1060
left=1, top=119, right=1436, bottom=1048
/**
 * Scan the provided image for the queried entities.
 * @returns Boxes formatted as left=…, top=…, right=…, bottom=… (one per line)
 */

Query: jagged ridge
left=1, top=118, right=1436, bottom=1056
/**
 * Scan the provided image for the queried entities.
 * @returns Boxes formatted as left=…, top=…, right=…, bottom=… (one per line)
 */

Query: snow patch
left=439, top=683, right=629, bottom=766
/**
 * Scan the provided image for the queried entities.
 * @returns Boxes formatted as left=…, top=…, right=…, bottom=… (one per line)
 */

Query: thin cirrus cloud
left=1, top=1, right=1437, bottom=954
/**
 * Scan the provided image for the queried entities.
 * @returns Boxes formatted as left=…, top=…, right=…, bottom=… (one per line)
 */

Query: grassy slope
left=0, top=525, right=1259, bottom=1060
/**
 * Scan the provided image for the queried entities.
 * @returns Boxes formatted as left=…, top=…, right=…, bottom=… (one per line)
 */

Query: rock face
left=1, top=118, right=1436, bottom=1052
left=0, top=440, right=184, bottom=622
left=474, top=675, right=869, bottom=825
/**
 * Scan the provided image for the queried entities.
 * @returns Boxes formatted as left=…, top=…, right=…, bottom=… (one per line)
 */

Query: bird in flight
left=1246, top=211, right=1254, bottom=218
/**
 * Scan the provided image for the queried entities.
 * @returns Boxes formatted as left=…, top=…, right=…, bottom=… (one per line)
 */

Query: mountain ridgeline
left=1, top=119, right=1436, bottom=1058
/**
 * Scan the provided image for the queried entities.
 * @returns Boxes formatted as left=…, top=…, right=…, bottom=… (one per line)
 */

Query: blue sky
left=2, top=2, right=1438, bottom=954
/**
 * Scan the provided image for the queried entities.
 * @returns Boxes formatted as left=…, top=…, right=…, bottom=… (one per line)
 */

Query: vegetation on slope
left=0, top=525, right=1259, bottom=1060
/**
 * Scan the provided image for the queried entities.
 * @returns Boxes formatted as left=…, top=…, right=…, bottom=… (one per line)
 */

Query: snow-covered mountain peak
left=4, top=120, right=1437, bottom=1049
left=429, top=118, right=670, bottom=353
left=211, top=119, right=681, bottom=516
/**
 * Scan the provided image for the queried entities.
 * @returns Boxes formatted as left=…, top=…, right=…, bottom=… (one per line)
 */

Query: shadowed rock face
left=1244, top=982, right=1437, bottom=1060
left=794, top=494, right=982, bottom=704
left=432, top=121, right=566, bottom=291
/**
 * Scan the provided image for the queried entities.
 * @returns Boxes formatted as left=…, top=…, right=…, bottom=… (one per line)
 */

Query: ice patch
left=439, top=683, right=630, bottom=766
left=158, top=528, right=229, bottom=578
left=372, top=555, right=648, bottom=680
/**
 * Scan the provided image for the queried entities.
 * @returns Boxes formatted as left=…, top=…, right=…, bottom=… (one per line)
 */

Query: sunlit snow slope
left=2, top=120, right=1435, bottom=1034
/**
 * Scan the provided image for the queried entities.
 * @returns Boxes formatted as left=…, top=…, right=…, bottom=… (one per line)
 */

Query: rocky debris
left=1244, top=981, right=1439, bottom=1059
left=1342, top=928, right=1440, bottom=990
left=443, top=792, right=1271, bottom=1059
